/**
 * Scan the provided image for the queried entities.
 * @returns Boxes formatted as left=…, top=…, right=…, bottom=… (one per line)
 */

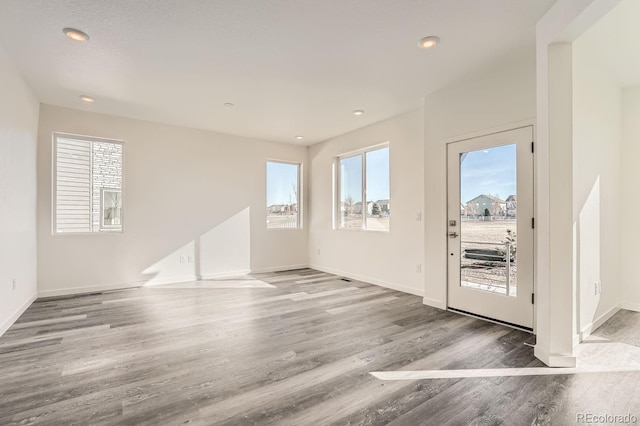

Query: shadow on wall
left=141, top=207, right=251, bottom=285
left=575, top=177, right=603, bottom=337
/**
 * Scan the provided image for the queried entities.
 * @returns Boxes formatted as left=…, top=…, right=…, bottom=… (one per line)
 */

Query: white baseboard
left=534, top=345, right=577, bottom=368
left=142, top=275, right=201, bottom=286
left=251, top=264, right=310, bottom=274
left=309, top=264, right=424, bottom=297
left=39, top=281, right=145, bottom=298
left=37, top=266, right=309, bottom=298
left=0, top=293, right=37, bottom=337
left=621, top=301, right=640, bottom=313
left=423, top=297, right=446, bottom=310
left=579, top=304, right=621, bottom=342
left=199, top=270, right=251, bottom=280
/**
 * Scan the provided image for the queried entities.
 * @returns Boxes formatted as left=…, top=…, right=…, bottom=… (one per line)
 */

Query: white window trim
left=266, top=159, right=303, bottom=230
left=52, top=132, right=125, bottom=235
left=335, top=142, right=390, bottom=232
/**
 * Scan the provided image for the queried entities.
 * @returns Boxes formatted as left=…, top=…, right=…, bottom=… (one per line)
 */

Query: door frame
left=443, top=120, right=536, bottom=333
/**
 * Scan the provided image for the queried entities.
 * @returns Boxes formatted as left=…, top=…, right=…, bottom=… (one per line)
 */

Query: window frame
left=335, top=142, right=390, bottom=232
left=52, top=132, right=125, bottom=235
left=265, top=159, right=303, bottom=230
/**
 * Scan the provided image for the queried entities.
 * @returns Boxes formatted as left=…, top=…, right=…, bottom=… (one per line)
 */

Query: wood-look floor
left=0, top=269, right=639, bottom=425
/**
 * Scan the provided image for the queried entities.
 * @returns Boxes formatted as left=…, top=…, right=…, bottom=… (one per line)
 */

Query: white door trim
left=446, top=125, right=535, bottom=330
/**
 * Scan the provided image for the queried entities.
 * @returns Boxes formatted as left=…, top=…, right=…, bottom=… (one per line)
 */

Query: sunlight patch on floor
left=371, top=339, right=640, bottom=380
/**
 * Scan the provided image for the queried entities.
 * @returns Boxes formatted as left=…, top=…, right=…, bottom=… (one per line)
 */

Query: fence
left=460, top=240, right=516, bottom=296
left=267, top=216, right=299, bottom=229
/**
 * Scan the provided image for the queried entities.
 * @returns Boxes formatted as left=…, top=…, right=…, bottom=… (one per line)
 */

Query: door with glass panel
left=447, top=126, right=534, bottom=330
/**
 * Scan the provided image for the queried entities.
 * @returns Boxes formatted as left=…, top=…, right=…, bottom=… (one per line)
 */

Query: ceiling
left=0, top=0, right=556, bottom=145
left=575, top=0, right=640, bottom=89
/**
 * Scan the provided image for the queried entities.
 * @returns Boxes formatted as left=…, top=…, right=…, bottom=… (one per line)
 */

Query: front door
left=447, top=126, right=534, bottom=330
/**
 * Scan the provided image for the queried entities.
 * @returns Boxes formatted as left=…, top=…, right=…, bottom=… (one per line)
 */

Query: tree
left=343, top=196, right=355, bottom=216
left=288, top=182, right=298, bottom=214
left=371, top=202, right=381, bottom=217
left=504, top=229, right=517, bottom=258
left=465, top=202, right=480, bottom=217
left=498, top=229, right=517, bottom=261
left=490, top=200, right=505, bottom=217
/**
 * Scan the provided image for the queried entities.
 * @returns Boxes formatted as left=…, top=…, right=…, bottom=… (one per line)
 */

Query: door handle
left=448, top=232, right=459, bottom=238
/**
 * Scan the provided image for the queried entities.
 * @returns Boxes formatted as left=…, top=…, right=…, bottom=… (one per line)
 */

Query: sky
left=266, top=145, right=509, bottom=207
left=341, top=147, right=390, bottom=203
left=460, top=144, right=516, bottom=203
left=267, top=162, right=298, bottom=206
left=266, top=148, right=390, bottom=208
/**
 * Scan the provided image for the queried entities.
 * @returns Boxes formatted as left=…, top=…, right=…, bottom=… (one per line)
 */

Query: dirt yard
left=459, top=219, right=518, bottom=295
left=461, top=219, right=517, bottom=243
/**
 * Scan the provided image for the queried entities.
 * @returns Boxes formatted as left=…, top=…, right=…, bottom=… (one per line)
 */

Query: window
left=53, top=133, right=123, bottom=233
left=266, top=161, right=301, bottom=229
left=101, top=189, right=122, bottom=229
left=337, top=145, right=389, bottom=231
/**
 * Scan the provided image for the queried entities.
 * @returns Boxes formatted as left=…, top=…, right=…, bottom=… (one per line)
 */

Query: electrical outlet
left=416, top=212, right=422, bottom=221
left=188, top=255, right=194, bottom=263
left=179, top=255, right=186, bottom=263
left=416, top=264, right=422, bottom=273
left=317, top=249, right=321, bottom=255
left=12, top=278, right=16, bottom=291
left=594, top=281, right=601, bottom=296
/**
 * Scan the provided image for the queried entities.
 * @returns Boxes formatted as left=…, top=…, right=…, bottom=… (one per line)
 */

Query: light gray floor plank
left=0, top=268, right=639, bottom=425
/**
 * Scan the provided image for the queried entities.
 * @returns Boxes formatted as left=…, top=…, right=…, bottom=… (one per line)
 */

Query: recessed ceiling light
left=224, top=102, right=234, bottom=108
left=418, top=36, right=440, bottom=49
left=295, top=136, right=304, bottom=140
left=63, top=28, right=90, bottom=42
left=79, top=95, right=95, bottom=103
left=353, top=110, right=365, bottom=116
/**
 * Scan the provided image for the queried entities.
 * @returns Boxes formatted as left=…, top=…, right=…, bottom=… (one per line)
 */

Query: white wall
left=0, top=45, right=39, bottom=335
left=37, top=105, right=308, bottom=296
left=423, top=51, right=537, bottom=308
left=534, top=0, right=621, bottom=367
left=308, top=109, right=424, bottom=295
left=572, top=27, right=622, bottom=339
left=621, top=86, right=640, bottom=312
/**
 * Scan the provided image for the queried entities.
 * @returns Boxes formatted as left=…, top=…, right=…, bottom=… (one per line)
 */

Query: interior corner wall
left=36, top=105, right=308, bottom=296
left=572, top=32, right=622, bottom=339
left=423, top=51, right=537, bottom=309
left=621, top=86, right=640, bottom=312
left=0, top=45, right=39, bottom=336
left=534, top=0, right=622, bottom=367
left=307, top=109, right=425, bottom=296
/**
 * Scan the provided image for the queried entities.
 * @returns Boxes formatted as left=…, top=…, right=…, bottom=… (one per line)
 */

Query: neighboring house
left=376, top=199, right=390, bottom=214
left=353, top=201, right=374, bottom=215
left=267, top=204, right=284, bottom=214
left=267, top=204, right=297, bottom=215
left=506, top=195, right=517, bottom=217
left=463, top=194, right=506, bottom=217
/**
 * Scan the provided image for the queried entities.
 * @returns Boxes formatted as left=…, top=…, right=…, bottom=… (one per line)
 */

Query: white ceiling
left=575, top=0, right=640, bottom=89
left=0, top=0, right=555, bottom=145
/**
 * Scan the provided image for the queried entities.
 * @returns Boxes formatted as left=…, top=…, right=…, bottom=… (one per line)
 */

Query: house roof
left=466, top=194, right=505, bottom=204
left=0, top=0, right=555, bottom=145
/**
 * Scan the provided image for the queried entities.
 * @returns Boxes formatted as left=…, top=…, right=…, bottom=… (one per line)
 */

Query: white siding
left=55, top=138, right=92, bottom=233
